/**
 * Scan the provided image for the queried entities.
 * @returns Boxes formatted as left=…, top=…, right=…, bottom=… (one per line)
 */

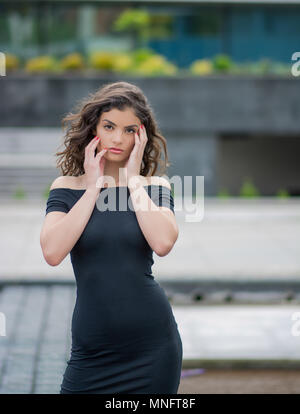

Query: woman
left=40, top=81, right=182, bottom=394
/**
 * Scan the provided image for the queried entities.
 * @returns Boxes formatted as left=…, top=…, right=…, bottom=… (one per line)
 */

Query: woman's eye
left=104, top=125, right=135, bottom=134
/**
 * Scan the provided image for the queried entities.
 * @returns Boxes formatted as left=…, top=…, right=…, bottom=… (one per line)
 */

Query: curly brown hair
left=55, top=81, right=171, bottom=178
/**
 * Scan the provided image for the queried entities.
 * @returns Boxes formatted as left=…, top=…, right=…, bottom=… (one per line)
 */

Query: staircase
left=0, top=128, right=64, bottom=198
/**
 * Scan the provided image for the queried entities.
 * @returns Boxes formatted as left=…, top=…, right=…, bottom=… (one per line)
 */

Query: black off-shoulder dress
left=45, top=184, right=182, bottom=394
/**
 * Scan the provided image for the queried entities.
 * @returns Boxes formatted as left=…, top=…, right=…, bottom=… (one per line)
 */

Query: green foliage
left=88, top=51, right=116, bottom=71
left=239, top=178, right=260, bottom=198
left=112, top=9, right=150, bottom=33
left=111, top=53, right=135, bottom=73
left=190, top=59, right=213, bottom=75
left=59, top=53, right=85, bottom=71
left=5, top=53, right=20, bottom=71
left=13, top=185, right=26, bottom=199
left=43, top=184, right=51, bottom=199
left=132, top=54, right=177, bottom=76
left=131, top=48, right=156, bottom=64
left=11, top=50, right=292, bottom=77
left=270, top=62, right=291, bottom=76
left=217, top=188, right=230, bottom=198
left=246, top=58, right=273, bottom=75
left=213, top=54, right=233, bottom=72
left=276, top=188, right=290, bottom=198
left=25, top=56, right=59, bottom=73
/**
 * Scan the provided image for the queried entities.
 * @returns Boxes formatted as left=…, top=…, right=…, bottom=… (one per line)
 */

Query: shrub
left=5, top=53, right=20, bottom=71
left=246, top=58, right=273, bottom=75
left=276, top=188, right=290, bottom=198
left=270, top=62, right=291, bottom=76
left=25, top=56, right=58, bottom=73
left=88, top=51, right=116, bottom=71
left=112, top=53, right=135, bottom=73
left=43, top=184, right=51, bottom=199
left=213, top=54, right=233, bottom=72
left=190, top=59, right=213, bottom=75
left=131, top=48, right=155, bottom=64
left=13, top=185, right=26, bottom=199
left=112, top=9, right=150, bottom=33
left=239, top=178, right=260, bottom=197
left=217, top=188, right=230, bottom=198
left=60, top=53, right=85, bottom=70
left=133, top=54, right=177, bottom=76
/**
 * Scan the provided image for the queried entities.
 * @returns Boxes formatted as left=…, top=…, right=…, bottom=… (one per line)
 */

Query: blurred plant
left=43, top=184, right=51, bottom=199
left=5, top=53, right=20, bottom=71
left=60, top=53, right=85, bottom=71
left=276, top=188, right=290, bottom=198
left=217, top=188, right=230, bottom=198
left=239, top=178, right=260, bottom=197
left=131, top=48, right=156, bottom=64
left=246, top=58, right=273, bottom=75
left=146, top=14, right=173, bottom=40
left=111, top=53, right=135, bottom=73
left=112, top=9, right=151, bottom=49
left=13, top=185, right=26, bottom=199
left=213, top=54, right=233, bottom=72
left=133, top=54, right=177, bottom=76
left=88, top=51, right=116, bottom=71
left=228, top=61, right=247, bottom=75
left=190, top=59, right=213, bottom=75
left=221, top=59, right=291, bottom=76
left=270, top=62, right=291, bottom=76
left=25, top=56, right=58, bottom=73
left=9, top=50, right=292, bottom=77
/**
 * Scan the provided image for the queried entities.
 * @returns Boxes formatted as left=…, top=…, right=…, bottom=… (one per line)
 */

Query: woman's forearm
left=128, top=178, right=178, bottom=256
left=43, top=188, right=99, bottom=265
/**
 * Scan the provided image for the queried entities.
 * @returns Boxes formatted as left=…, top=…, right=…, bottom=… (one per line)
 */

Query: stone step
left=0, top=163, right=58, bottom=197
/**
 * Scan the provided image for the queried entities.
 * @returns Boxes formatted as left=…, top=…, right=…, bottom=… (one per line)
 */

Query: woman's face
left=95, top=107, right=142, bottom=160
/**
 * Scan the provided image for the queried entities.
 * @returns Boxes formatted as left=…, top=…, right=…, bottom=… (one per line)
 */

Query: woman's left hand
left=124, top=124, right=148, bottom=184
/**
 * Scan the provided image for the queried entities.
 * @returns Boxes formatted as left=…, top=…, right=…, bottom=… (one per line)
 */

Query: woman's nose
left=112, top=133, right=123, bottom=143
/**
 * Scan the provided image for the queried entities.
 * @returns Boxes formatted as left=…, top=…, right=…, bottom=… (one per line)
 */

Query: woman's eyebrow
left=103, top=119, right=138, bottom=128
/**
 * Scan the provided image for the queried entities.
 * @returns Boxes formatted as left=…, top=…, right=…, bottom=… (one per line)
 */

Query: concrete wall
left=0, top=75, right=299, bottom=197
left=218, top=134, right=300, bottom=196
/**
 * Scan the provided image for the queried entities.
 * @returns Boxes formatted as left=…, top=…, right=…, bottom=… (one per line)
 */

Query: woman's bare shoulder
left=49, top=176, right=78, bottom=190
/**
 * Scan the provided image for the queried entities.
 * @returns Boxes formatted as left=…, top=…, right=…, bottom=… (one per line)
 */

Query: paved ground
left=178, top=369, right=300, bottom=394
left=0, top=196, right=299, bottom=282
left=0, top=194, right=299, bottom=393
left=1, top=284, right=300, bottom=394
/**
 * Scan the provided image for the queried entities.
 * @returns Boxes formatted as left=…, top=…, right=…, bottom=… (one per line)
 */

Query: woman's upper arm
left=40, top=177, right=70, bottom=246
left=152, top=177, right=175, bottom=216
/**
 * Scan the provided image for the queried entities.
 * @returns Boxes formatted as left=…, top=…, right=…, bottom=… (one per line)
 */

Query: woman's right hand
left=83, top=136, right=108, bottom=192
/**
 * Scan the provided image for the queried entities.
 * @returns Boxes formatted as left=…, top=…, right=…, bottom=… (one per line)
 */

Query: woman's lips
left=109, top=148, right=123, bottom=154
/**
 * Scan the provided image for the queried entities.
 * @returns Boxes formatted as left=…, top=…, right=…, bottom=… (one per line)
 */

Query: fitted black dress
left=45, top=184, right=182, bottom=394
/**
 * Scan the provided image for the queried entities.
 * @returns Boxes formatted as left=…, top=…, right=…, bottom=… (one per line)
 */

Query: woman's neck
left=103, top=161, right=127, bottom=186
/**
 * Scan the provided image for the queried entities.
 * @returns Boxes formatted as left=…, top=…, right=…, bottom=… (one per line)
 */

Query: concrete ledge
left=182, top=359, right=300, bottom=370
left=1, top=279, right=300, bottom=305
